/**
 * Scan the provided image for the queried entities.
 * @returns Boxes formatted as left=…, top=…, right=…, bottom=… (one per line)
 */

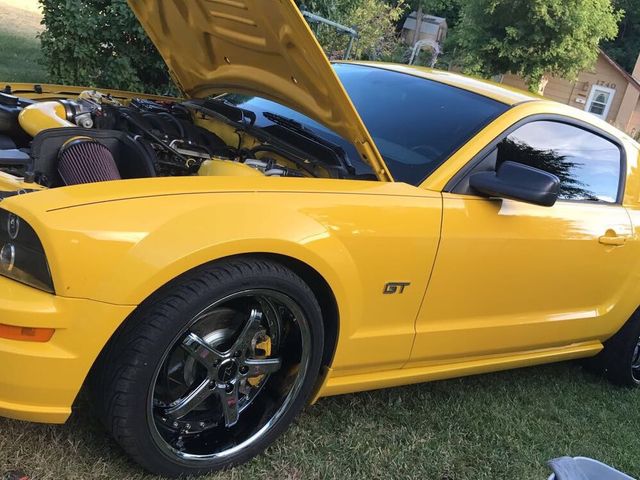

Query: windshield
left=222, top=63, right=509, bottom=185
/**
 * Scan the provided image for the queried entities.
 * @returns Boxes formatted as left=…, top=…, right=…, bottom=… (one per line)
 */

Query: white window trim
left=585, top=84, right=616, bottom=120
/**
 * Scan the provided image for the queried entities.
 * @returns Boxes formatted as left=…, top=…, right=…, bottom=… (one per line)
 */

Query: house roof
left=599, top=48, right=640, bottom=92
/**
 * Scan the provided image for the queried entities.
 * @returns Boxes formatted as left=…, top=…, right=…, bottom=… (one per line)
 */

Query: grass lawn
left=0, top=1, right=47, bottom=84
left=0, top=361, right=638, bottom=480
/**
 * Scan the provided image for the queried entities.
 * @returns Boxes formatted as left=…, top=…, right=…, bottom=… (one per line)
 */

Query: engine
left=0, top=89, right=317, bottom=188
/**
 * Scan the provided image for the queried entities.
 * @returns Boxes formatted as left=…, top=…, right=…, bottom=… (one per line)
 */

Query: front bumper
left=0, top=276, right=134, bottom=423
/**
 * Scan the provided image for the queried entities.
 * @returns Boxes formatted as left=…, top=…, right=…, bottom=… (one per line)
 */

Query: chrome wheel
left=631, top=338, right=640, bottom=382
left=148, top=289, right=312, bottom=461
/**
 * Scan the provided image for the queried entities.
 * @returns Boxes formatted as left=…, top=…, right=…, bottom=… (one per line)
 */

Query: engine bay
left=0, top=88, right=358, bottom=190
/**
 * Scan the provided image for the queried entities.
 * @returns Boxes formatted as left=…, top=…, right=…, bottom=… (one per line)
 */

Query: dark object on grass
left=1, top=470, right=29, bottom=480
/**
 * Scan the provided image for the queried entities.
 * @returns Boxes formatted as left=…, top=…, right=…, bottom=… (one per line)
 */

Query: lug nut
left=225, top=383, right=234, bottom=393
left=239, top=366, right=249, bottom=375
left=234, top=350, right=242, bottom=358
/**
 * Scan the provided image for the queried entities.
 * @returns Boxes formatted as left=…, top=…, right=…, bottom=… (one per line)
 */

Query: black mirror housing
left=469, top=161, right=560, bottom=207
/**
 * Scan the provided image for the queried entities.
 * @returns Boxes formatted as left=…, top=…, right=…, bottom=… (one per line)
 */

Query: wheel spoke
left=632, top=344, right=640, bottom=369
left=245, top=357, right=282, bottom=376
left=230, top=308, right=264, bottom=355
left=163, top=378, right=214, bottom=420
left=181, top=332, right=224, bottom=367
left=219, top=385, right=240, bottom=427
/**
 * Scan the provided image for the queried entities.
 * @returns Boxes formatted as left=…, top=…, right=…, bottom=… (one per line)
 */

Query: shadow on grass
left=0, top=361, right=637, bottom=480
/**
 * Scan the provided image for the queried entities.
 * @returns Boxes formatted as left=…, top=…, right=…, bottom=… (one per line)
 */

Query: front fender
left=7, top=182, right=442, bottom=374
left=40, top=193, right=360, bottom=311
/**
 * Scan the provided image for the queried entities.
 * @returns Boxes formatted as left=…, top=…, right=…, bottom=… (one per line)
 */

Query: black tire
left=588, top=310, right=640, bottom=387
left=89, top=257, right=324, bottom=477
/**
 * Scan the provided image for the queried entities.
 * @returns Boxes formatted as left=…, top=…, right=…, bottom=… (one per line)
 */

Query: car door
left=409, top=118, right=636, bottom=364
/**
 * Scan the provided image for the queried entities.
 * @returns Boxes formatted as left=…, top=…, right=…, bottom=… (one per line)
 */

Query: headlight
left=0, top=209, right=54, bottom=293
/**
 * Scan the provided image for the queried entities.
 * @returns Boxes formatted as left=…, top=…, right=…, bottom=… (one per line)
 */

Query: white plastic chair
left=548, top=457, right=635, bottom=480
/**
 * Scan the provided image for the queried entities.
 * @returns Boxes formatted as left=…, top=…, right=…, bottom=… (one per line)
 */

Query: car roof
left=337, top=61, right=640, bottom=149
left=344, top=61, right=539, bottom=106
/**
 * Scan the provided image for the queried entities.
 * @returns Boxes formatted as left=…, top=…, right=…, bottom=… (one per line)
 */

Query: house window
left=585, top=85, right=616, bottom=119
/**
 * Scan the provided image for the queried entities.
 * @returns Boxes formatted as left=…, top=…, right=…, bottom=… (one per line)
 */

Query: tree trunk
left=537, top=75, right=549, bottom=95
left=413, top=5, right=423, bottom=45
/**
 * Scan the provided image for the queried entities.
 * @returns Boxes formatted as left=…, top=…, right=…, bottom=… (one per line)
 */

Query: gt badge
left=383, top=282, right=411, bottom=294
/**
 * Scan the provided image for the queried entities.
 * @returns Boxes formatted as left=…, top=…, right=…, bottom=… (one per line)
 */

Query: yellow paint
left=248, top=335, right=272, bottom=387
left=18, top=101, right=73, bottom=137
left=2, top=1, right=640, bottom=423
left=322, top=342, right=603, bottom=396
left=198, top=159, right=263, bottom=177
left=126, top=0, right=392, bottom=181
left=0, top=171, right=44, bottom=192
left=411, top=195, right=637, bottom=365
left=0, top=275, right=134, bottom=423
left=4, top=82, right=177, bottom=103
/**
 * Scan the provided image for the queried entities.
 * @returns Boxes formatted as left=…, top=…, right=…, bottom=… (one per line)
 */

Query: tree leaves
left=603, top=0, right=640, bottom=73
left=450, top=0, right=623, bottom=91
left=297, top=0, right=407, bottom=61
left=38, top=0, right=175, bottom=94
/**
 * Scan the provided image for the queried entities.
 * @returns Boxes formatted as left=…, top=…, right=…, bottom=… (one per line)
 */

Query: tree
left=499, top=139, right=597, bottom=200
left=603, top=0, right=640, bottom=73
left=39, top=0, right=174, bottom=94
left=451, top=0, right=622, bottom=92
left=298, top=0, right=406, bottom=60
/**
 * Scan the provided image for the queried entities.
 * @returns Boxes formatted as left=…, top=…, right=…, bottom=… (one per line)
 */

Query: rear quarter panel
left=620, top=138, right=640, bottom=335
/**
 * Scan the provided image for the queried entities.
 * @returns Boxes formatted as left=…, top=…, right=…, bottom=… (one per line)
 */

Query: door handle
left=599, top=234, right=626, bottom=246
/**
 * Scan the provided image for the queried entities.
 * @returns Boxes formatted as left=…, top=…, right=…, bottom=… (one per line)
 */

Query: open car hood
left=127, top=0, right=392, bottom=181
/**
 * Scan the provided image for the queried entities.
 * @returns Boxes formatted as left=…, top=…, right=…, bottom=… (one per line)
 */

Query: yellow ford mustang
left=0, top=0, right=639, bottom=476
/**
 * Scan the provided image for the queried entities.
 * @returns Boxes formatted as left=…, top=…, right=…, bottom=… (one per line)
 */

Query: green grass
left=0, top=29, right=43, bottom=83
left=0, top=1, right=47, bottom=84
left=1, top=362, right=639, bottom=480
left=0, top=30, right=46, bottom=84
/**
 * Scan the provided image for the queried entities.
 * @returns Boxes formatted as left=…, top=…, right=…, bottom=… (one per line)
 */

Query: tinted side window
left=497, top=121, right=621, bottom=202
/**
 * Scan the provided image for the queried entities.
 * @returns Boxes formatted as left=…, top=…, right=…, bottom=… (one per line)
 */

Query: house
left=401, top=12, right=448, bottom=46
left=500, top=50, right=640, bottom=137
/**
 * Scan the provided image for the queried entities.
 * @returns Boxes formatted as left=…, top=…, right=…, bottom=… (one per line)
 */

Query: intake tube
left=18, top=101, right=75, bottom=137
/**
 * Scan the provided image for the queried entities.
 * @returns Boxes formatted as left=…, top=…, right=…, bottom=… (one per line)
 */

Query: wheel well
left=255, top=253, right=339, bottom=368
left=93, top=253, right=339, bottom=376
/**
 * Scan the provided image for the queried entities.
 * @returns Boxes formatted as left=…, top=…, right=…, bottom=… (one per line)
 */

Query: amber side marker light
left=0, top=324, right=55, bottom=342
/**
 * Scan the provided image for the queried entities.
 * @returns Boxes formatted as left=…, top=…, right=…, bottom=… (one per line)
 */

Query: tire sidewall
left=112, top=263, right=324, bottom=477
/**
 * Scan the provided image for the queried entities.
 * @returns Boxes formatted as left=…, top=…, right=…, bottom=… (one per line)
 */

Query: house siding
left=630, top=109, right=640, bottom=138
left=501, top=53, right=640, bottom=135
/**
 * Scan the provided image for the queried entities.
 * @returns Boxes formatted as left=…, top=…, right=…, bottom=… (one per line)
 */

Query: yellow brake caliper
left=248, top=335, right=272, bottom=387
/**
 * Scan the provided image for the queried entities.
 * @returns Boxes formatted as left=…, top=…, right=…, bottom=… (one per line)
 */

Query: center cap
left=217, top=359, right=239, bottom=382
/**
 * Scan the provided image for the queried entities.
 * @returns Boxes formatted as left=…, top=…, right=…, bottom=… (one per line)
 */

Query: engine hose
left=248, top=145, right=317, bottom=177
left=18, top=101, right=75, bottom=137
left=119, top=110, right=189, bottom=162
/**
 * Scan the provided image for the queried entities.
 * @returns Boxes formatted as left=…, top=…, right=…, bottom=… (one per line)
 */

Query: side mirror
left=469, top=161, right=560, bottom=207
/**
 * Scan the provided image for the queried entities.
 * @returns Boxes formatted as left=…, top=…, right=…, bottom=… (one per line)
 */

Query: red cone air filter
left=58, top=138, right=121, bottom=185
